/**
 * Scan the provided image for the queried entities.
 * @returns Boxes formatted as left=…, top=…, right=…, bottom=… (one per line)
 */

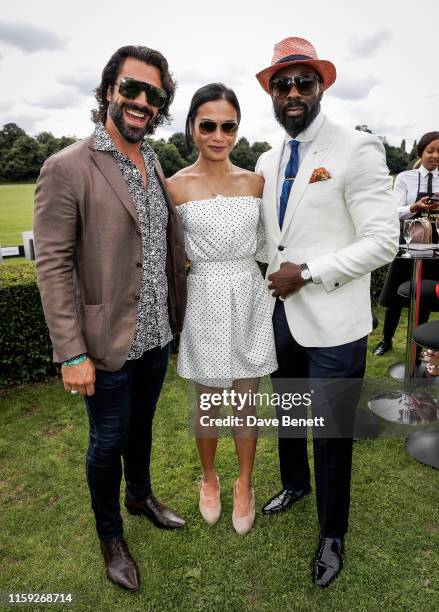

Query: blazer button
left=136, top=262, right=142, bottom=268
left=134, top=294, right=140, bottom=301
left=278, top=245, right=285, bottom=251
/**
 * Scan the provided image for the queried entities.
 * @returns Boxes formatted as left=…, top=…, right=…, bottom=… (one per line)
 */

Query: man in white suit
left=255, top=37, right=399, bottom=587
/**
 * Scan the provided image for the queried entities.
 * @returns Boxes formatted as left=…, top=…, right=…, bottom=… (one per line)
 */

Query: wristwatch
left=300, top=263, right=313, bottom=283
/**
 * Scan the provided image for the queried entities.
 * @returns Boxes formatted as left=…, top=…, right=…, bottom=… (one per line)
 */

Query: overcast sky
left=0, top=0, right=437, bottom=149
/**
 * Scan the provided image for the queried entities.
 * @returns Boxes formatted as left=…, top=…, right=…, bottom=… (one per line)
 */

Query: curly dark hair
left=91, top=45, right=176, bottom=128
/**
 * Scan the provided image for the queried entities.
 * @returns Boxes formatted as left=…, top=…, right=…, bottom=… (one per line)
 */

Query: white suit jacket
left=256, top=116, right=399, bottom=347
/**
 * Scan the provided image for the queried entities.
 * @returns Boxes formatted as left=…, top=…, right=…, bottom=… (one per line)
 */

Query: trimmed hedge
left=371, top=265, right=388, bottom=306
left=0, top=260, right=58, bottom=386
left=0, top=259, right=389, bottom=387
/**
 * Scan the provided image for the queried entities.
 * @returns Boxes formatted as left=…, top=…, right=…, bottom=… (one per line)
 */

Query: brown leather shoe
left=125, top=493, right=186, bottom=529
left=100, top=538, right=140, bottom=592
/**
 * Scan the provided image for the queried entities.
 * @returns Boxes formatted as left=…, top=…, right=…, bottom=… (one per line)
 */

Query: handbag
left=411, top=218, right=433, bottom=243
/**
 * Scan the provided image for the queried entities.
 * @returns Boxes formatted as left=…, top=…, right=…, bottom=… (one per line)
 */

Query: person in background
left=373, top=131, right=439, bottom=356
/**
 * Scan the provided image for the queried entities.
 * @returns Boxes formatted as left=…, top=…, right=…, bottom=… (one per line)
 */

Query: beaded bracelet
left=63, top=354, right=88, bottom=366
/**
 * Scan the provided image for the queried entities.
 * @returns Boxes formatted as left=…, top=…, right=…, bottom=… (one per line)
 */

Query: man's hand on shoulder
left=268, top=262, right=304, bottom=298
left=62, top=357, right=96, bottom=397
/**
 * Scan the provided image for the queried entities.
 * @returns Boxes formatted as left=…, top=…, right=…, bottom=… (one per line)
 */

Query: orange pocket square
left=309, top=167, right=332, bottom=183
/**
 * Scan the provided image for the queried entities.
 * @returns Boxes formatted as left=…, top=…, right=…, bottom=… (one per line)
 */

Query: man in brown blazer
left=34, top=45, right=187, bottom=592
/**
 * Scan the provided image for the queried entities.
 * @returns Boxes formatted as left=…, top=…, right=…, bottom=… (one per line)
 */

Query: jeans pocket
left=94, top=363, right=131, bottom=390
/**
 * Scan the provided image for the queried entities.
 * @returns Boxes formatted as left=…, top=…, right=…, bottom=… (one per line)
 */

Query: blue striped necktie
left=279, top=139, right=300, bottom=229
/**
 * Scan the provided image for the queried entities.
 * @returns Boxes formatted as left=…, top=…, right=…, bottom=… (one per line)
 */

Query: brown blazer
left=34, top=134, right=187, bottom=371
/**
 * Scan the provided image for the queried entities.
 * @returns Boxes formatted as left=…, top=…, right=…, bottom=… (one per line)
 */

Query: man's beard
left=108, top=100, right=155, bottom=142
left=274, top=98, right=321, bottom=138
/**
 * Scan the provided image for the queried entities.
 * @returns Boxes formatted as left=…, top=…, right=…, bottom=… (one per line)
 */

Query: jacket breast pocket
left=307, top=178, right=333, bottom=190
left=79, top=303, right=107, bottom=360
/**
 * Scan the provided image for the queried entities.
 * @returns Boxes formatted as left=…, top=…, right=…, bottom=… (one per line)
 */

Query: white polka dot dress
left=176, top=195, right=278, bottom=387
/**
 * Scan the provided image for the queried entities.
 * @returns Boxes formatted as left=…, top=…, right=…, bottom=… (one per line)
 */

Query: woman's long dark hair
left=91, top=45, right=176, bottom=129
left=417, top=131, right=439, bottom=157
left=185, top=83, right=241, bottom=147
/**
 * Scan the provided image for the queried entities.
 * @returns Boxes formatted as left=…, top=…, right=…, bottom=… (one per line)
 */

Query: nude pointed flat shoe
left=232, top=481, right=255, bottom=535
left=199, top=475, right=221, bottom=525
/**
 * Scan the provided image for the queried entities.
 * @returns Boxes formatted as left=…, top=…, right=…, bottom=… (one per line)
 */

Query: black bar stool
left=405, top=320, right=439, bottom=469
left=388, top=280, right=439, bottom=380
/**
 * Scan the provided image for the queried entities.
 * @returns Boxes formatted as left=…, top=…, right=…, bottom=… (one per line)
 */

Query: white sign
left=1, top=246, right=20, bottom=256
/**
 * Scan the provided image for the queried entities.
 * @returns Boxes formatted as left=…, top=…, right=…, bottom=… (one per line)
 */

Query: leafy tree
left=0, top=123, right=26, bottom=150
left=251, top=141, right=271, bottom=158
left=408, top=140, right=418, bottom=165
left=56, top=136, right=77, bottom=150
left=146, top=138, right=186, bottom=177
left=230, top=137, right=255, bottom=171
left=3, top=135, right=44, bottom=181
left=35, top=131, right=59, bottom=158
left=0, top=123, right=27, bottom=180
left=168, top=132, right=196, bottom=161
left=1, top=120, right=418, bottom=182
left=383, top=142, right=409, bottom=175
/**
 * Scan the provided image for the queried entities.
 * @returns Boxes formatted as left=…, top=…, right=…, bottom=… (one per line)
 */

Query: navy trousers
left=84, top=344, right=169, bottom=541
left=271, top=299, right=367, bottom=537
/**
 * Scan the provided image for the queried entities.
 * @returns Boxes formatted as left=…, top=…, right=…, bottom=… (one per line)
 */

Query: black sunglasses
left=269, top=75, right=320, bottom=98
left=198, top=120, right=239, bottom=135
left=117, top=77, right=168, bottom=109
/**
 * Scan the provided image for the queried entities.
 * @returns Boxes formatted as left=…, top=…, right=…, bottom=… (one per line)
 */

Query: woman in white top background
left=373, top=131, right=439, bottom=356
left=166, top=83, right=277, bottom=534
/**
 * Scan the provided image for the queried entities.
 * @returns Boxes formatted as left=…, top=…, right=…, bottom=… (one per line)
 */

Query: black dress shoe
left=262, top=487, right=311, bottom=515
left=313, top=537, right=344, bottom=588
left=372, top=339, right=392, bottom=356
left=125, top=493, right=186, bottom=529
left=100, top=538, right=140, bottom=592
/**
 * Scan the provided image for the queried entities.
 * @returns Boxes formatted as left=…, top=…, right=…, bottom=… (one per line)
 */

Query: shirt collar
left=283, top=111, right=325, bottom=145
left=93, top=122, right=153, bottom=159
left=419, top=164, right=439, bottom=178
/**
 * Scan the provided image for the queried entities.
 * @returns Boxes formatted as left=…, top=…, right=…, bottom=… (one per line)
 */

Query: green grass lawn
left=1, top=310, right=438, bottom=611
left=0, top=184, right=35, bottom=247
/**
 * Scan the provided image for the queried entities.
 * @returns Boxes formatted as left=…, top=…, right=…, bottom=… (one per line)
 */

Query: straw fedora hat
left=256, top=37, right=336, bottom=94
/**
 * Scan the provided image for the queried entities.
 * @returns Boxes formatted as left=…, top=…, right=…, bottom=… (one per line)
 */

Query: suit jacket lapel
left=89, top=144, right=139, bottom=226
left=279, top=119, right=337, bottom=239
left=263, top=139, right=284, bottom=237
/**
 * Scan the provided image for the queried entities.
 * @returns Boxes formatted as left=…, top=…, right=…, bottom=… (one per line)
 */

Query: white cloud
left=0, top=0, right=436, bottom=148
left=58, top=72, right=99, bottom=97
left=0, top=112, right=49, bottom=133
left=0, top=100, right=12, bottom=112
left=0, top=20, right=66, bottom=53
left=26, top=89, right=79, bottom=110
left=328, top=76, right=381, bottom=100
left=349, top=29, right=392, bottom=58
left=176, top=64, right=247, bottom=90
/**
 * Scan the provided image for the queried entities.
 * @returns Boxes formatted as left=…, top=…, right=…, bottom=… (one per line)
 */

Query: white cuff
left=307, top=261, right=322, bottom=284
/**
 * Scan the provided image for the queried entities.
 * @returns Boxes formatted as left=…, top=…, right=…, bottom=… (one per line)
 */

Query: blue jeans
left=84, top=344, right=169, bottom=541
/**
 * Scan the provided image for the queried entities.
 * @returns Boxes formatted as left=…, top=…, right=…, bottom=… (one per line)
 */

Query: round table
left=369, top=246, right=439, bottom=428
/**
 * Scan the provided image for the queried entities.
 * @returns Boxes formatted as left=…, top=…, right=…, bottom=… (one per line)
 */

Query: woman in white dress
left=166, top=83, right=277, bottom=534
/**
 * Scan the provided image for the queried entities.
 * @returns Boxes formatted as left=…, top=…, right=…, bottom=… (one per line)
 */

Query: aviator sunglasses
left=198, top=120, right=239, bottom=135
left=269, top=74, right=320, bottom=98
left=117, top=77, right=168, bottom=109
